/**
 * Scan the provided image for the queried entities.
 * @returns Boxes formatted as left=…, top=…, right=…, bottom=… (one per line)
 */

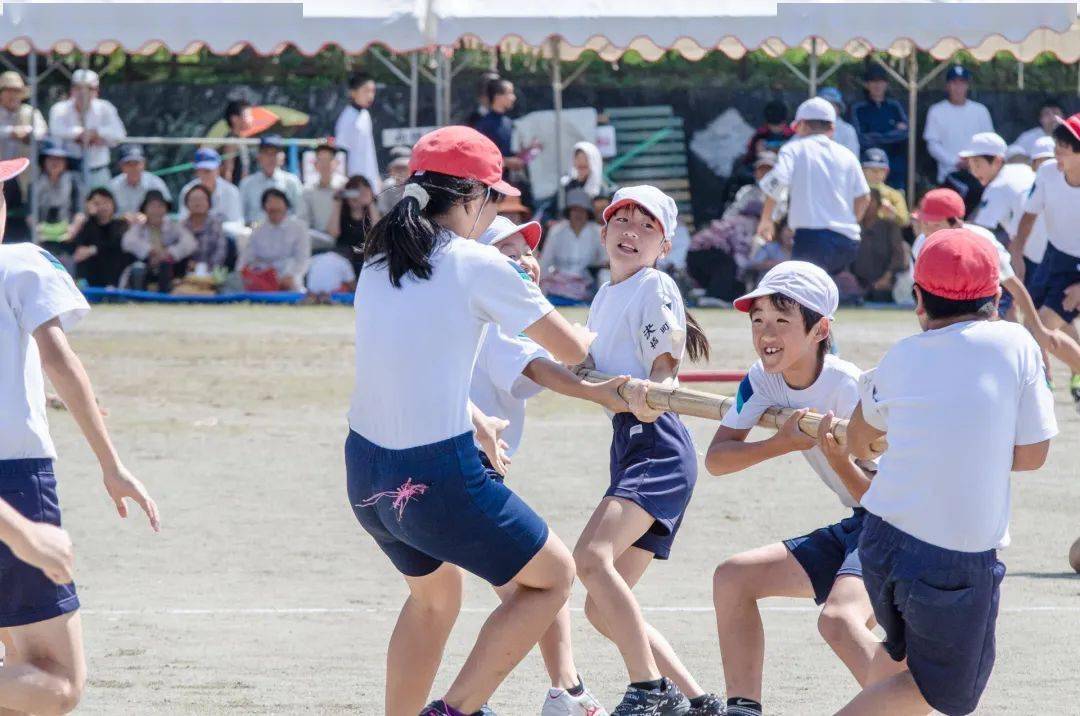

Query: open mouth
left=617, top=242, right=639, bottom=254
left=763, top=346, right=782, bottom=357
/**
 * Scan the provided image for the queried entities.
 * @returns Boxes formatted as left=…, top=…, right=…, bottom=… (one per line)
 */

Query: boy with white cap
left=708, top=261, right=897, bottom=716
left=757, top=97, right=871, bottom=277
left=961, top=132, right=1035, bottom=250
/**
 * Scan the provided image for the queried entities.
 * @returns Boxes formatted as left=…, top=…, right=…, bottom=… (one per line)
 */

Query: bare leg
left=386, top=564, right=464, bottom=716
left=0, top=612, right=85, bottom=715
left=442, top=532, right=576, bottom=713
left=573, top=497, right=660, bottom=683
left=492, top=583, right=578, bottom=690
left=712, top=543, right=814, bottom=702
left=817, top=575, right=897, bottom=687
left=834, top=668, right=932, bottom=716
left=584, top=546, right=707, bottom=698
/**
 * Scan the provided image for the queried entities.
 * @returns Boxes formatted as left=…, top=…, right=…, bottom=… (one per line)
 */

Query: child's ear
left=814, top=317, right=831, bottom=344
left=658, top=237, right=672, bottom=260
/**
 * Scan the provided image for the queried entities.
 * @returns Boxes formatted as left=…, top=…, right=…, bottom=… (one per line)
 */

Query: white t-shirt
left=1014, top=126, right=1049, bottom=158
left=923, top=99, right=994, bottom=182
left=973, top=163, right=1034, bottom=240
left=912, top=223, right=1013, bottom=283
left=720, top=354, right=870, bottom=508
left=834, top=118, right=861, bottom=160
left=470, top=326, right=548, bottom=457
left=760, top=134, right=870, bottom=241
left=586, top=267, right=687, bottom=383
left=0, top=244, right=90, bottom=460
left=334, top=105, right=381, bottom=193
left=349, top=234, right=553, bottom=449
left=305, top=251, right=355, bottom=294
left=1024, top=159, right=1080, bottom=258
left=859, top=320, right=1057, bottom=552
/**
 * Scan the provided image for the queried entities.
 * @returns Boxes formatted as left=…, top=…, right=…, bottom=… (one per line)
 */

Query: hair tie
left=402, top=183, right=430, bottom=210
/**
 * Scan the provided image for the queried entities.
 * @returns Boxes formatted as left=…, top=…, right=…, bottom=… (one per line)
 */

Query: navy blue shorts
left=859, top=513, right=1004, bottom=716
left=784, top=508, right=865, bottom=605
left=791, top=228, right=860, bottom=276
left=346, top=430, right=549, bottom=587
left=0, top=459, right=79, bottom=628
left=607, top=412, right=697, bottom=560
left=1023, top=257, right=1044, bottom=306
left=1029, top=242, right=1080, bottom=324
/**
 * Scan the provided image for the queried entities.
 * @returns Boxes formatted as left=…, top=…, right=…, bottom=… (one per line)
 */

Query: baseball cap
left=259, top=135, right=285, bottom=150
left=817, top=87, right=845, bottom=112
left=793, top=97, right=836, bottom=125
left=118, top=144, right=145, bottom=164
left=958, top=132, right=1007, bottom=158
left=1055, top=112, right=1080, bottom=143
left=193, top=147, right=222, bottom=170
left=914, top=228, right=999, bottom=300
left=39, top=140, right=68, bottom=159
left=734, top=261, right=839, bottom=319
left=409, top=125, right=519, bottom=197
left=72, top=69, right=99, bottom=87
left=863, top=63, right=888, bottom=82
left=1032, top=135, right=1056, bottom=160
left=1005, top=143, right=1028, bottom=160
left=0, top=157, right=29, bottom=182
left=912, top=188, right=965, bottom=223
left=862, top=147, right=890, bottom=169
left=478, top=214, right=542, bottom=250
left=602, top=185, right=679, bottom=240
left=946, top=65, right=972, bottom=82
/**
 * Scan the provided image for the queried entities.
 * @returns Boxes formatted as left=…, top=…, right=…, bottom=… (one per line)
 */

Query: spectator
left=743, top=99, right=794, bottom=164
left=758, top=98, right=871, bottom=276
left=305, top=249, right=356, bottom=298
left=850, top=63, right=909, bottom=190
left=220, top=99, right=255, bottom=186
left=29, top=141, right=81, bottom=245
left=861, top=148, right=909, bottom=228
left=746, top=227, right=794, bottom=278
left=121, top=190, right=197, bottom=292
left=107, top=144, right=170, bottom=219
left=1014, top=96, right=1064, bottom=158
left=474, top=78, right=517, bottom=159
left=853, top=188, right=909, bottom=302
left=239, top=135, right=305, bottom=225
left=72, top=187, right=129, bottom=287
left=333, top=73, right=380, bottom=191
left=592, top=194, right=611, bottom=222
left=376, top=145, right=411, bottom=215
left=0, top=71, right=46, bottom=232
left=303, top=143, right=346, bottom=247
left=817, top=87, right=860, bottom=158
left=924, top=65, right=993, bottom=183
left=537, top=188, right=604, bottom=301
left=48, top=69, right=126, bottom=188
left=238, top=188, right=310, bottom=291
left=467, top=70, right=502, bottom=128
left=181, top=184, right=229, bottom=272
left=178, top=148, right=244, bottom=233
left=327, top=175, right=380, bottom=274
left=497, top=194, right=532, bottom=225
left=561, top=141, right=613, bottom=200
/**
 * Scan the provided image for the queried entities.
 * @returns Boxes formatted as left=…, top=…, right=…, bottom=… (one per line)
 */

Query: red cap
left=913, top=188, right=965, bottom=223
left=1055, top=112, right=1080, bottom=143
left=914, top=228, right=1000, bottom=300
left=409, top=126, right=519, bottom=197
left=0, top=157, right=28, bottom=182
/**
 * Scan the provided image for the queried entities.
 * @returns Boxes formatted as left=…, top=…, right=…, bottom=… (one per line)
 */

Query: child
left=0, top=158, right=160, bottom=715
left=840, top=228, right=1057, bottom=715
left=707, top=261, right=898, bottom=716
left=472, top=215, right=627, bottom=716
left=574, top=186, right=724, bottom=715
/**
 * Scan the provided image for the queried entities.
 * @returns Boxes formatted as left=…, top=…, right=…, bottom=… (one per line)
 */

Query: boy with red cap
left=840, top=228, right=1058, bottom=715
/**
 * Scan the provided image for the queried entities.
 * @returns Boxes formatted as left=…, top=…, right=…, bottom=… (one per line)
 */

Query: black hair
left=261, top=187, right=290, bottom=209
left=139, top=189, right=170, bottom=213
left=803, top=119, right=834, bottom=133
left=768, top=293, right=832, bottom=360
left=363, top=172, right=498, bottom=287
left=485, top=78, right=513, bottom=105
left=314, top=143, right=336, bottom=156
left=763, top=99, right=788, bottom=125
left=87, top=186, right=115, bottom=205
left=916, top=285, right=996, bottom=321
left=184, top=183, right=213, bottom=208
left=1041, top=95, right=1065, bottom=112
left=223, top=99, right=251, bottom=125
left=1052, top=124, right=1080, bottom=153
left=348, top=72, right=374, bottom=91
left=972, top=154, right=1000, bottom=164
left=345, top=174, right=374, bottom=192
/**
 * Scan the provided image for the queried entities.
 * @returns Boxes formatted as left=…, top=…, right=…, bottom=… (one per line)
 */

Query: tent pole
left=29, top=52, right=39, bottom=235
left=809, top=37, right=818, bottom=96
left=443, top=51, right=453, bottom=125
left=907, top=49, right=918, bottom=209
left=409, top=53, right=419, bottom=127
left=551, top=37, right=564, bottom=210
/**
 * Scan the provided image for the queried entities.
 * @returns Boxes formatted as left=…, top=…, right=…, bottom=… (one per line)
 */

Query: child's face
left=494, top=233, right=539, bottom=283
left=967, top=155, right=1001, bottom=186
left=601, top=204, right=669, bottom=279
left=749, top=296, right=826, bottom=374
left=1055, top=139, right=1080, bottom=171
left=863, top=166, right=888, bottom=185
left=573, top=150, right=590, bottom=177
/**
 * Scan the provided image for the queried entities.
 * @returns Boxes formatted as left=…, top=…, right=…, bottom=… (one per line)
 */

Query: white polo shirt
left=1, top=244, right=90, bottom=460
left=859, top=320, right=1057, bottom=552
left=760, top=134, right=870, bottom=241
left=720, top=354, right=872, bottom=508
left=912, top=223, right=1014, bottom=283
left=923, top=99, right=994, bottom=182
left=470, top=327, right=548, bottom=457
left=349, top=233, right=554, bottom=449
left=973, top=163, right=1034, bottom=239
left=1024, top=159, right=1080, bottom=258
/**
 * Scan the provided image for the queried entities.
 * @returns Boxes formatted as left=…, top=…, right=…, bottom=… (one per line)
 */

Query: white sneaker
left=540, top=684, right=609, bottom=716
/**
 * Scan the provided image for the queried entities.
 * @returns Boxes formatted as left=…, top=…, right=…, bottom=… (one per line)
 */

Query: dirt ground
left=47, top=304, right=1079, bottom=715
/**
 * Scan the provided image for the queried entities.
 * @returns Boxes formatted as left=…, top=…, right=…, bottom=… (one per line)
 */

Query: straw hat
left=0, top=72, right=28, bottom=99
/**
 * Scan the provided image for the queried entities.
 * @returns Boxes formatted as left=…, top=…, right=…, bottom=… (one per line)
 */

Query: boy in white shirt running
left=840, top=228, right=1057, bottom=715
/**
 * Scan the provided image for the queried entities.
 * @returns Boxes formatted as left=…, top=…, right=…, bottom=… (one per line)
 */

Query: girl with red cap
left=344, top=126, right=595, bottom=716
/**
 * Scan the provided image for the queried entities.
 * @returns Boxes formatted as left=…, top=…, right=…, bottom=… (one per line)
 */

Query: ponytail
left=684, top=310, right=711, bottom=363
left=364, top=172, right=491, bottom=287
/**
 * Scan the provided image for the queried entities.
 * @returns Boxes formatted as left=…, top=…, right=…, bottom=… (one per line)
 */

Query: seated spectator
left=181, top=184, right=229, bottom=272
left=238, top=188, right=310, bottom=291
left=592, top=194, right=611, bottom=222
left=497, top=194, right=532, bottom=225
left=108, top=144, right=171, bottom=220
left=746, top=226, right=794, bottom=278
left=561, top=141, right=614, bottom=200
left=861, top=148, right=909, bottom=228
left=178, top=148, right=244, bottom=235
left=121, top=190, right=197, bottom=292
left=302, top=143, right=346, bottom=249
left=0, top=70, right=47, bottom=240
left=72, top=187, right=130, bottom=288
left=30, top=141, right=82, bottom=246
left=376, top=145, right=412, bottom=214
left=537, top=188, right=604, bottom=301
left=818, top=87, right=860, bottom=158
left=745, top=99, right=793, bottom=162
left=852, top=188, right=908, bottom=302
left=305, top=249, right=356, bottom=299
left=239, top=135, right=305, bottom=225
left=1014, top=96, right=1064, bottom=158
left=327, top=175, right=380, bottom=275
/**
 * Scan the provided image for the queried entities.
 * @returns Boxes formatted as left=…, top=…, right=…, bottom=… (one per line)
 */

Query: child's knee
left=712, top=559, right=748, bottom=603
left=572, top=544, right=609, bottom=583
left=817, top=604, right=858, bottom=646
left=55, top=676, right=83, bottom=714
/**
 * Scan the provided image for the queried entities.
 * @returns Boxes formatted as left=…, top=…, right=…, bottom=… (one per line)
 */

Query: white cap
left=72, top=69, right=100, bottom=87
left=602, top=185, right=679, bottom=240
left=958, top=131, right=1007, bottom=158
left=1005, top=143, right=1028, bottom=159
left=793, top=97, right=836, bottom=125
left=734, top=260, right=839, bottom=319
left=1032, top=135, right=1056, bottom=160
left=478, top=214, right=542, bottom=250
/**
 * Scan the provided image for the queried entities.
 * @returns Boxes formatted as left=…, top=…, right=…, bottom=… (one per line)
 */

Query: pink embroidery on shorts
left=359, top=478, right=429, bottom=521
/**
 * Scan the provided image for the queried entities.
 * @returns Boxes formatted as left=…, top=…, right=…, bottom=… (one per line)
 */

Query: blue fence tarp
left=81, top=288, right=355, bottom=305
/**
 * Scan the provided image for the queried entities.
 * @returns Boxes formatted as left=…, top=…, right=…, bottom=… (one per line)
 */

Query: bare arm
left=853, top=193, right=871, bottom=222
left=1013, top=439, right=1051, bottom=472
left=0, top=499, right=74, bottom=585
left=1010, top=213, right=1036, bottom=279
left=705, top=409, right=816, bottom=476
left=845, top=402, right=885, bottom=462
left=522, top=311, right=593, bottom=366
left=521, top=357, right=628, bottom=413
left=817, top=411, right=874, bottom=503
left=756, top=195, right=778, bottom=241
left=326, top=199, right=343, bottom=238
